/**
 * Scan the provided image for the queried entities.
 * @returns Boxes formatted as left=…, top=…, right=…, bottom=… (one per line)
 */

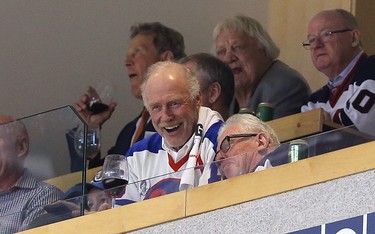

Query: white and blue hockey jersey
left=302, top=53, right=375, bottom=135
left=117, top=107, right=223, bottom=205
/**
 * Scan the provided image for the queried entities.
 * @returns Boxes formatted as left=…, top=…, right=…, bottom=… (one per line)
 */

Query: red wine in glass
left=87, top=82, right=114, bottom=114
left=103, top=178, right=128, bottom=198
left=88, top=101, right=109, bottom=114
left=102, top=154, right=129, bottom=208
left=103, top=178, right=128, bottom=189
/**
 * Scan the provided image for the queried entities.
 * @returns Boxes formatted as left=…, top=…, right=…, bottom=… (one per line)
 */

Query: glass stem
left=111, top=196, right=116, bottom=208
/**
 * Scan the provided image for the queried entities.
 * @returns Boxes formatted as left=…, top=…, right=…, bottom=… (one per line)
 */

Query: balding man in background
left=0, top=115, right=62, bottom=233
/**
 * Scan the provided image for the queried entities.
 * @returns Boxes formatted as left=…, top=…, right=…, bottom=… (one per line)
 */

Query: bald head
left=0, top=115, right=29, bottom=157
left=311, top=9, right=359, bottom=30
left=0, top=115, right=15, bottom=124
left=307, top=9, right=362, bottom=79
left=0, top=115, right=29, bottom=188
left=141, top=61, right=200, bottom=109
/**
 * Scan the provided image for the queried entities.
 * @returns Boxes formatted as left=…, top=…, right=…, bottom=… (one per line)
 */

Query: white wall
left=0, top=0, right=268, bottom=154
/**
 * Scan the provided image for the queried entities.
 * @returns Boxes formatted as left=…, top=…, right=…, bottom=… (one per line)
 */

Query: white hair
left=218, top=114, right=280, bottom=145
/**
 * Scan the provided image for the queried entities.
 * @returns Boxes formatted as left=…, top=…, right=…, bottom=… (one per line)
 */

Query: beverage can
left=238, top=108, right=256, bottom=116
left=256, top=102, right=274, bottom=121
left=288, top=139, right=309, bottom=162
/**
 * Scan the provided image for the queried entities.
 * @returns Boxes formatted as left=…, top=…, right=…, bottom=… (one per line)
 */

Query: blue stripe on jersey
left=203, top=121, right=223, bottom=150
left=204, top=121, right=223, bottom=183
left=126, top=133, right=162, bottom=157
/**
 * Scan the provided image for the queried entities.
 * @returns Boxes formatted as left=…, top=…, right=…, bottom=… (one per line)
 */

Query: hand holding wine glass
left=74, top=81, right=117, bottom=128
left=87, top=81, right=115, bottom=115
left=101, top=154, right=129, bottom=208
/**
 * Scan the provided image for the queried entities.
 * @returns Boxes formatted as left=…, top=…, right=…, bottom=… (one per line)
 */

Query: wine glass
left=87, top=81, right=115, bottom=114
left=74, top=127, right=101, bottom=170
left=101, top=154, right=129, bottom=208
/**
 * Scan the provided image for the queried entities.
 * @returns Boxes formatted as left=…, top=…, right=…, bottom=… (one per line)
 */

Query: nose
left=310, top=37, right=324, bottom=50
left=124, top=56, right=132, bottom=68
left=160, top=106, right=174, bottom=122
left=221, top=50, right=237, bottom=65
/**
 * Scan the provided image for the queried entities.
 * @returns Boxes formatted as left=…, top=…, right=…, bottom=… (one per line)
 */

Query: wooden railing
left=21, top=140, right=375, bottom=234
left=44, top=166, right=101, bottom=192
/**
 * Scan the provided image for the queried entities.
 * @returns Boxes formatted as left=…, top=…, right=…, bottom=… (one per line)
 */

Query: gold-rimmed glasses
left=302, top=28, right=352, bottom=50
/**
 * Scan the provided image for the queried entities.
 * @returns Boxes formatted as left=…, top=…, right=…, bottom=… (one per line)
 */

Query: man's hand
left=74, top=86, right=117, bottom=128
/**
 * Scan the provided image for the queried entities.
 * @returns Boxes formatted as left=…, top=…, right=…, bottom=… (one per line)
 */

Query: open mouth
left=231, top=67, right=243, bottom=75
left=163, top=123, right=182, bottom=133
left=128, top=73, right=137, bottom=79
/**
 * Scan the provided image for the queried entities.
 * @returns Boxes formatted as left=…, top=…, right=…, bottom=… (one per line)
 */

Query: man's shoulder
left=306, top=85, right=330, bottom=103
left=262, top=60, right=309, bottom=90
left=119, top=112, right=143, bottom=131
left=364, top=54, right=375, bottom=62
left=256, top=144, right=289, bottom=169
left=204, top=121, right=223, bottom=139
left=354, top=55, right=375, bottom=81
left=36, top=181, right=63, bottom=196
left=17, top=172, right=63, bottom=199
left=126, top=133, right=162, bottom=156
left=268, top=60, right=305, bottom=79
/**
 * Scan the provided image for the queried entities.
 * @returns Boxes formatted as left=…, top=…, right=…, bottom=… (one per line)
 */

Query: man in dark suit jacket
left=72, top=22, right=186, bottom=169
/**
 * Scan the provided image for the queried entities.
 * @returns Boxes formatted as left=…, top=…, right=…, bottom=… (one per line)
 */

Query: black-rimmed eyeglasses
left=302, top=28, right=353, bottom=50
left=218, top=133, right=258, bottom=154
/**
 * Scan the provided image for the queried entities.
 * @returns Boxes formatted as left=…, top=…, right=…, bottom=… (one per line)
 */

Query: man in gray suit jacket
left=213, top=14, right=311, bottom=119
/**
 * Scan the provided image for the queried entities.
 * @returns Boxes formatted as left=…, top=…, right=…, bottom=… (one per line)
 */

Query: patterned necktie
left=132, top=108, right=150, bottom=145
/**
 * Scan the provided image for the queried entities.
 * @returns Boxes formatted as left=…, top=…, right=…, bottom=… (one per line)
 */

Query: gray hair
left=213, top=14, right=280, bottom=60
left=178, top=53, right=234, bottom=108
left=218, top=113, right=280, bottom=145
left=141, top=61, right=200, bottom=109
left=130, top=22, right=186, bottom=59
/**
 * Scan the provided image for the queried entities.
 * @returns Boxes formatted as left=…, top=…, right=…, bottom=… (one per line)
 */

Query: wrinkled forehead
left=148, top=64, right=187, bottom=86
left=216, top=28, right=252, bottom=43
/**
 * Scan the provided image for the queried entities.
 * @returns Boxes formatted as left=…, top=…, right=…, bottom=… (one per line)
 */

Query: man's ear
left=351, top=30, right=361, bottom=47
left=17, top=136, right=29, bottom=158
left=208, top=82, right=221, bottom=104
left=194, top=93, right=202, bottom=112
left=197, top=91, right=203, bottom=105
left=160, top=50, right=174, bottom=61
left=256, top=132, right=270, bottom=149
left=196, top=91, right=202, bottom=106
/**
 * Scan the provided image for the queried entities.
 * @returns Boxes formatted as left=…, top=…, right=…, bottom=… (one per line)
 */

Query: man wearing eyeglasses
left=301, top=9, right=375, bottom=135
left=215, top=114, right=285, bottom=179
